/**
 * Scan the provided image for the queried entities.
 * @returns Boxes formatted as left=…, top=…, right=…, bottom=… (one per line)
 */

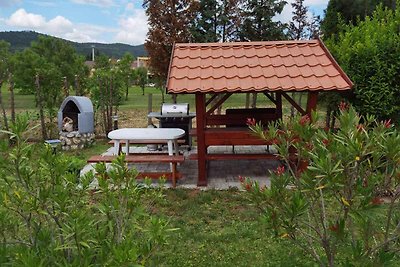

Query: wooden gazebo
left=166, top=39, right=353, bottom=186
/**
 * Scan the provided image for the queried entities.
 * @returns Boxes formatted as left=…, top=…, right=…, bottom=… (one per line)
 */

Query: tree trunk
left=74, top=75, right=80, bottom=96
left=245, top=93, right=250, bottom=108
left=35, top=75, right=47, bottom=140
left=125, top=85, right=129, bottom=101
left=325, top=105, right=331, bottom=129
left=63, top=77, right=69, bottom=97
left=298, top=93, right=303, bottom=109
left=330, top=111, right=337, bottom=130
left=290, top=92, right=296, bottom=118
left=9, top=74, right=15, bottom=124
left=0, top=80, right=9, bottom=131
left=251, top=93, right=257, bottom=108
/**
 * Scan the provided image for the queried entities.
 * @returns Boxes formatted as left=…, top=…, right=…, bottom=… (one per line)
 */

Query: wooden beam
left=282, top=92, right=306, bottom=115
left=195, top=93, right=207, bottom=186
left=263, top=92, right=277, bottom=105
left=206, top=93, right=232, bottom=116
left=206, top=94, right=218, bottom=106
left=306, top=92, right=318, bottom=115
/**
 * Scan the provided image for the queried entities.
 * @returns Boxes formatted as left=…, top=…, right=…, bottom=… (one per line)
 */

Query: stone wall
left=59, top=131, right=95, bottom=150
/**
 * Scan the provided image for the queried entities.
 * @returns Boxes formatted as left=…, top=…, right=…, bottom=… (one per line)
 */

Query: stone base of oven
left=59, top=131, right=95, bottom=150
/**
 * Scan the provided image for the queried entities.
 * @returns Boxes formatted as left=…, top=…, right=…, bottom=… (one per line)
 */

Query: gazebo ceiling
left=166, top=39, right=353, bottom=94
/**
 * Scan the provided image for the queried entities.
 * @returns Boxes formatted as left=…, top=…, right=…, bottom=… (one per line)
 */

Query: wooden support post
left=306, top=92, right=318, bottom=116
left=196, top=93, right=207, bottom=186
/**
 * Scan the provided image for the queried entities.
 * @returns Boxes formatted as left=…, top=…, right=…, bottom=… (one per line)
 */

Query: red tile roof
left=166, top=39, right=353, bottom=94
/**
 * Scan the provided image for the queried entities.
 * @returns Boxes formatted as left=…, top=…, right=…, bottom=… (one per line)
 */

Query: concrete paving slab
left=82, top=145, right=280, bottom=190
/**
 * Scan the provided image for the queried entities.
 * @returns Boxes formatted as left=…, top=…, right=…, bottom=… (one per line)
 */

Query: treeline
left=0, top=36, right=149, bottom=140
left=144, top=0, right=399, bottom=124
left=0, top=31, right=147, bottom=58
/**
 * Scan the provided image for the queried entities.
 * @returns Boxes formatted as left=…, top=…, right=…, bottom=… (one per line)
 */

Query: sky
left=0, top=0, right=329, bottom=45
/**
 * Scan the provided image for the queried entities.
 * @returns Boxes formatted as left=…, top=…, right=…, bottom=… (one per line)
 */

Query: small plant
left=243, top=107, right=400, bottom=266
left=0, top=114, right=172, bottom=265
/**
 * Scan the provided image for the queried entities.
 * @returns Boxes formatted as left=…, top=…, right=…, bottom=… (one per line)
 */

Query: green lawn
left=149, top=189, right=314, bottom=267
left=1, top=83, right=309, bottom=113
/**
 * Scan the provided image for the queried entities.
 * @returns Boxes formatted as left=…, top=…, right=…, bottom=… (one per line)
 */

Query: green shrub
left=244, top=107, right=400, bottom=266
left=0, top=114, right=172, bottom=265
left=326, top=4, right=400, bottom=123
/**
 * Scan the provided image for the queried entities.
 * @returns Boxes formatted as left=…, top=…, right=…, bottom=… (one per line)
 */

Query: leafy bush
left=0, top=115, right=172, bottom=265
left=326, top=4, right=400, bottom=123
left=243, top=107, right=400, bottom=266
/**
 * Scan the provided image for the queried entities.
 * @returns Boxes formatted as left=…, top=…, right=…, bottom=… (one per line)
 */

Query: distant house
left=131, top=56, right=150, bottom=69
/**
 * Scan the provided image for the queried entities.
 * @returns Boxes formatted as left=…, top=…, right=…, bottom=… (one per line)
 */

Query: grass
left=62, top=139, right=110, bottom=161
left=148, top=189, right=314, bottom=266
left=1, top=83, right=310, bottom=113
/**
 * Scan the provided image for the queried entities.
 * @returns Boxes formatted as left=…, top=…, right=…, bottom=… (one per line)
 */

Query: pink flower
left=275, top=166, right=285, bottom=176
left=245, top=183, right=252, bottom=191
left=383, top=119, right=392, bottom=129
left=246, top=118, right=256, bottom=126
left=239, top=175, right=245, bottom=183
left=322, top=139, right=329, bottom=146
left=339, top=101, right=349, bottom=111
left=299, top=115, right=310, bottom=126
left=371, top=197, right=384, bottom=205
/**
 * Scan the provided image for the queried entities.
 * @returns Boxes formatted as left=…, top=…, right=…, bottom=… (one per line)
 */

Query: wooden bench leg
left=172, top=162, right=177, bottom=188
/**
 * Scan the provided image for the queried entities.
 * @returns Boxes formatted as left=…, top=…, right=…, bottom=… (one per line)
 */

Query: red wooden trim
left=206, top=114, right=279, bottom=126
left=195, top=93, right=207, bottom=186
left=282, top=92, right=306, bottom=115
left=206, top=93, right=232, bottom=116
left=306, top=92, right=318, bottom=115
left=206, top=94, right=218, bottom=106
left=317, top=38, right=354, bottom=89
left=165, top=42, right=177, bottom=94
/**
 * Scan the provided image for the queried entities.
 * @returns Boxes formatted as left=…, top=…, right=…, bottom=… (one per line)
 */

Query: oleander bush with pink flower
left=243, top=106, right=400, bottom=266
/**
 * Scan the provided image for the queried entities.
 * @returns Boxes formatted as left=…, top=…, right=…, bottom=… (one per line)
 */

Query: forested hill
left=0, top=31, right=147, bottom=58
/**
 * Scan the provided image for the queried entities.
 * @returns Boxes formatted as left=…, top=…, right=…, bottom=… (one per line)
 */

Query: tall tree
left=143, top=0, right=198, bottom=82
left=191, top=0, right=243, bottom=43
left=12, top=36, right=85, bottom=139
left=0, top=41, right=11, bottom=131
left=321, top=0, right=396, bottom=38
left=239, top=0, right=287, bottom=41
left=191, top=0, right=219, bottom=42
left=287, top=0, right=309, bottom=40
left=118, top=52, right=134, bottom=100
left=135, top=67, right=149, bottom=96
left=288, top=0, right=309, bottom=118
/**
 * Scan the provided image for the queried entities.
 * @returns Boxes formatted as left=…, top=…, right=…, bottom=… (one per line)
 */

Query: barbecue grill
left=148, top=103, right=195, bottom=149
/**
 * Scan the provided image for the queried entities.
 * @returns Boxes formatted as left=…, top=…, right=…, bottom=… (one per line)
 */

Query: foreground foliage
left=0, top=115, right=172, bottom=265
left=245, top=107, right=400, bottom=266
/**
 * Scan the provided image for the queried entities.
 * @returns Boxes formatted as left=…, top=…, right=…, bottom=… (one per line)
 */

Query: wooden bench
left=87, top=154, right=185, bottom=187
left=108, top=139, right=185, bottom=154
left=189, top=153, right=278, bottom=161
